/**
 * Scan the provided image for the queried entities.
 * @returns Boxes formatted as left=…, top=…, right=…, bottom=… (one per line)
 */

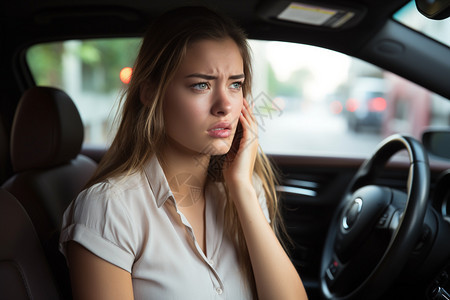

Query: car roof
left=4, top=0, right=406, bottom=48
left=2, top=0, right=450, bottom=100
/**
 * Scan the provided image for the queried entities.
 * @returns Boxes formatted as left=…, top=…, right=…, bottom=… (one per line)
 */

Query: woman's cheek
left=235, top=98, right=244, bottom=119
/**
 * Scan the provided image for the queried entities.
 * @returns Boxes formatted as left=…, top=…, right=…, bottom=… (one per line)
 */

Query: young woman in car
left=60, top=6, right=307, bottom=300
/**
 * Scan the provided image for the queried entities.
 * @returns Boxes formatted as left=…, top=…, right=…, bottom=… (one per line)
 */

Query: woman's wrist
left=227, top=182, right=257, bottom=208
left=226, top=177, right=253, bottom=193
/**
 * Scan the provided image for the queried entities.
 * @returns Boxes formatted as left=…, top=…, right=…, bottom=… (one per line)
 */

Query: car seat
left=0, top=114, right=12, bottom=184
left=0, top=188, right=61, bottom=300
left=2, top=86, right=98, bottom=299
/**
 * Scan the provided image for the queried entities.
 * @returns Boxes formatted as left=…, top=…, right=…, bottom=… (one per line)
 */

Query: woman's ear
left=139, top=83, right=154, bottom=106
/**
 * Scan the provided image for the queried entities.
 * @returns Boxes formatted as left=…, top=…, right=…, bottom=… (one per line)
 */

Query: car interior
left=1, top=0, right=450, bottom=299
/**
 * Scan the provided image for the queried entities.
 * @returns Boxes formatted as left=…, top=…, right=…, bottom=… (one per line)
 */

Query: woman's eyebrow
left=185, top=73, right=245, bottom=80
left=229, top=74, right=245, bottom=80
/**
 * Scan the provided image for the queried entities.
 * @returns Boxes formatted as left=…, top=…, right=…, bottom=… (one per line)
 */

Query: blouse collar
left=143, top=155, right=173, bottom=208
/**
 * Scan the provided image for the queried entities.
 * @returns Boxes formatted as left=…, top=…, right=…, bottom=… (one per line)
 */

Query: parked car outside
left=345, top=77, right=387, bottom=132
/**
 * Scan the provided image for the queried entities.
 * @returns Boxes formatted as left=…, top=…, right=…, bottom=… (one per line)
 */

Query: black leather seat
left=0, top=188, right=60, bottom=300
left=0, top=115, right=12, bottom=184
left=2, top=86, right=98, bottom=299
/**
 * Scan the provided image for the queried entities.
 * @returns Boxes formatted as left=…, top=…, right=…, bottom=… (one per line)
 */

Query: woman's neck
left=159, top=140, right=210, bottom=206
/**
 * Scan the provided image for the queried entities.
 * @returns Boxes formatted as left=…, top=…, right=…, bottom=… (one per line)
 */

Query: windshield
left=394, top=1, right=450, bottom=47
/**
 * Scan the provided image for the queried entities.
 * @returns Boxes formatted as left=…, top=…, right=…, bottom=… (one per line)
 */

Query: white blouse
left=59, top=155, right=269, bottom=299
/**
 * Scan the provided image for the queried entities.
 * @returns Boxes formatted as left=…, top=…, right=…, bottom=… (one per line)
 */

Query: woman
left=59, top=6, right=307, bottom=300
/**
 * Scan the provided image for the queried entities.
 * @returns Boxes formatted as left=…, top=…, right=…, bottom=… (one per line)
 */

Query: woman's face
left=163, top=38, right=244, bottom=156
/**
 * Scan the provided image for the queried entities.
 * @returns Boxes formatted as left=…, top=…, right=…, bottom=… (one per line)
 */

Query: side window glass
left=27, top=38, right=141, bottom=145
left=27, top=39, right=450, bottom=158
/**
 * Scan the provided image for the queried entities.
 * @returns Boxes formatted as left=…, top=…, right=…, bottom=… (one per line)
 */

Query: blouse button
left=216, top=287, right=223, bottom=295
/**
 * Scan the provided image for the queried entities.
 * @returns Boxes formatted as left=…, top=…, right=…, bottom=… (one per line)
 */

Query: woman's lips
left=207, top=122, right=232, bottom=138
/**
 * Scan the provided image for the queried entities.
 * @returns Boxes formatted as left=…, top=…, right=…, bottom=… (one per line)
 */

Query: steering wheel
left=320, top=134, right=430, bottom=300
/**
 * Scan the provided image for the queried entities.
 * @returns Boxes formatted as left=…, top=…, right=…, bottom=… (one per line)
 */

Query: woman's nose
left=211, top=89, right=232, bottom=116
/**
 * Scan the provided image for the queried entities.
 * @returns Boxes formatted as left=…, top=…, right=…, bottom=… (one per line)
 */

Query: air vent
left=277, top=178, right=319, bottom=197
left=277, top=173, right=331, bottom=197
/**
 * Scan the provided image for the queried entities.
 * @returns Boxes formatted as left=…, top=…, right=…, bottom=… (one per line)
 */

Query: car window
left=27, top=38, right=450, bottom=158
left=27, top=38, right=141, bottom=145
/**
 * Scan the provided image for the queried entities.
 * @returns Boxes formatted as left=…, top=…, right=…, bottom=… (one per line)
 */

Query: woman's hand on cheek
left=223, top=98, right=258, bottom=188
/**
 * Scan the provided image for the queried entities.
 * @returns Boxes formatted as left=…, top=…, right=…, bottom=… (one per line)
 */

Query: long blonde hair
left=86, top=6, right=285, bottom=298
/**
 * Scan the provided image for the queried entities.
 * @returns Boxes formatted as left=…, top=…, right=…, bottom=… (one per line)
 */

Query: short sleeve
left=253, top=174, right=271, bottom=223
left=59, top=182, right=136, bottom=273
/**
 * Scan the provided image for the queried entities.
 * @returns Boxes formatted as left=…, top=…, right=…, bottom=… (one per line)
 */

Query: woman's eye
left=191, top=82, right=209, bottom=91
left=230, top=81, right=243, bottom=90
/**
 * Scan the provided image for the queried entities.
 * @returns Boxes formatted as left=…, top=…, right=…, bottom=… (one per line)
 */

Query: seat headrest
left=11, top=87, right=84, bottom=172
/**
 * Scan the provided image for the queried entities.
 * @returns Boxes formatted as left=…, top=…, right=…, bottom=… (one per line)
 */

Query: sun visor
left=257, top=1, right=366, bottom=30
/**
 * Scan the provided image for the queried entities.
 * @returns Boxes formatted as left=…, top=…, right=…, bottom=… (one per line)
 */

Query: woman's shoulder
left=68, top=181, right=128, bottom=225
left=83, top=170, right=146, bottom=197
left=72, top=171, right=151, bottom=218
left=60, top=175, right=146, bottom=270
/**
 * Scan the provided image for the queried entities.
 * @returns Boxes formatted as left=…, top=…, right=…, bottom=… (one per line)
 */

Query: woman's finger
left=243, top=98, right=256, bottom=123
left=240, top=107, right=257, bottom=141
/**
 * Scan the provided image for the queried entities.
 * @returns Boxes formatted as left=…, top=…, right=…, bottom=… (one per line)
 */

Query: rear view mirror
left=415, top=0, right=450, bottom=20
left=422, top=129, right=450, bottom=160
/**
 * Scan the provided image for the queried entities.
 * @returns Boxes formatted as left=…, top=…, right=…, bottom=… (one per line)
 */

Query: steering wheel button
left=326, top=268, right=335, bottom=280
left=343, top=198, right=363, bottom=230
left=328, top=261, right=339, bottom=276
left=378, top=216, right=387, bottom=226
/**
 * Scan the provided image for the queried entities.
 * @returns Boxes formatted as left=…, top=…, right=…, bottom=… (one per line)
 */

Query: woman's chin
left=204, top=147, right=230, bottom=156
left=201, top=144, right=231, bottom=156
left=196, top=138, right=233, bottom=156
